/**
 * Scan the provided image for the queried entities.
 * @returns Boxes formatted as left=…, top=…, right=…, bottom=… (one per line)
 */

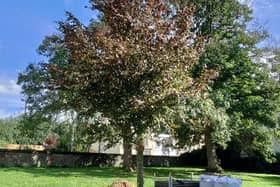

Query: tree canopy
left=165, top=0, right=280, bottom=172
left=19, top=1, right=218, bottom=186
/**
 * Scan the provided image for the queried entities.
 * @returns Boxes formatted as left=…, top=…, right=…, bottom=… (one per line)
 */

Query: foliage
left=209, top=40, right=280, bottom=162
left=0, top=116, right=21, bottom=146
left=17, top=61, right=83, bottom=151
left=160, top=96, right=229, bottom=149
left=163, top=0, right=280, bottom=171
left=44, top=0, right=214, bottom=133
left=194, top=15, right=280, bottom=163
left=0, top=114, right=77, bottom=151
left=76, top=113, right=117, bottom=150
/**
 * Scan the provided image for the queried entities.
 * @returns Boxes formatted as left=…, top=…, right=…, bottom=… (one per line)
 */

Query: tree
left=162, top=96, right=229, bottom=172
left=41, top=1, right=216, bottom=186
left=168, top=0, right=280, bottom=172
left=202, top=26, right=280, bottom=168
left=233, top=45, right=280, bottom=160
left=17, top=63, right=84, bottom=150
left=162, top=0, right=249, bottom=172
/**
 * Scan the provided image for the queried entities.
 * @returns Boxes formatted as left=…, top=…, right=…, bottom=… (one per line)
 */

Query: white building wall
left=89, top=134, right=202, bottom=156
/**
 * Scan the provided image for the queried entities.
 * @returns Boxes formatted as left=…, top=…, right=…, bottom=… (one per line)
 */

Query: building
left=89, top=133, right=203, bottom=156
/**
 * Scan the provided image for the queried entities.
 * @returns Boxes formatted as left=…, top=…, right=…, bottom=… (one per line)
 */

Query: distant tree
left=0, top=116, right=21, bottom=146
left=17, top=60, right=81, bottom=150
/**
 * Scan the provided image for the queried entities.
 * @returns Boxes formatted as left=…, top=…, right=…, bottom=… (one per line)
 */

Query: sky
left=0, top=0, right=280, bottom=118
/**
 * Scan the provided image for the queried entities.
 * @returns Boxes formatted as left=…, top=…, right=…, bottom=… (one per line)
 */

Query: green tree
left=168, top=0, right=280, bottom=172
left=17, top=63, right=81, bottom=150
left=203, top=28, right=280, bottom=165
left=162, top=96, right=229, bottom=172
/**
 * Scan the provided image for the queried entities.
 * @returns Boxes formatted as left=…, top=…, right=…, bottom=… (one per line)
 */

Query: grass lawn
left=0, top=167, right=279, bottom=187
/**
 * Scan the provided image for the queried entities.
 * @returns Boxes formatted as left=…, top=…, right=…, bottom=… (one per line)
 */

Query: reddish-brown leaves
left=47, top=0, right=218, bottom=114
left=43, top=135, right=57, bottom=149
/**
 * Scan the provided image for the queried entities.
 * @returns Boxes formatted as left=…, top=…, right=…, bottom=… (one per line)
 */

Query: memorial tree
left=39, top=0, right=217, bottom=186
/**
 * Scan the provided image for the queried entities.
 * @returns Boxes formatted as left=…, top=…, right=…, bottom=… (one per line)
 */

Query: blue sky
left=0, top=0, right=280, bottom=118
left=0, top=0, right=94, bottom=117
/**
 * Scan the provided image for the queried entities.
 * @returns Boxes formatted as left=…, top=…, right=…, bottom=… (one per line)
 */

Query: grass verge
left=0, top=167, right=279, bottom=187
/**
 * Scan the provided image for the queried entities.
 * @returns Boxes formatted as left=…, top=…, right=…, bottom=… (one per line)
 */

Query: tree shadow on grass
left=3, top=166, right=279, bottom=186
left=0, top=167, right=205, bottom=180
left=145, top=167, right=204, bottom=179
left=242, top=174, right=280, bottom=186
left=0, top=167, right=136, bottom=179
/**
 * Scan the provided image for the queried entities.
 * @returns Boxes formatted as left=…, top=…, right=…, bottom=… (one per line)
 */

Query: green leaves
left=161, top=96, right=229, bottom=149
left=165, top=0, right=280, bottom=166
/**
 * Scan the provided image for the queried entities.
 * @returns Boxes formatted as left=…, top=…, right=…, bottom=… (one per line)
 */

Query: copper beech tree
left=44, top=0, right=217, bottom=186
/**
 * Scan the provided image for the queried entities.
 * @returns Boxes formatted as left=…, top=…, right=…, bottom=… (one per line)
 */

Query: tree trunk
left=123, top=137, right=134, bottom=172
left=70, top=111, right=76, bottom=152
left=205, top=126, right=222, bottom=173
left=136, top=136, right=144, bottom=187
left=70, top=121, right=76, bottom=152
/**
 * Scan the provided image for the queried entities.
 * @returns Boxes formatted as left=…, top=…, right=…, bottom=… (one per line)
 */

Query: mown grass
left=0, top=140, right=7, bottom=148
left=0, top=167, right=279, bottom=187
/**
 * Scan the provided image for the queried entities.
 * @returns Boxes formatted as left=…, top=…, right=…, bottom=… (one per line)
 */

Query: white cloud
left=0, top=80, right=21, bottom=95
left=0, top=79, right=23, bottom=118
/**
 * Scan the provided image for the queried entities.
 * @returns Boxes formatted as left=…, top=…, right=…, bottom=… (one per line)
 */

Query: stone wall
left=0, top=149, right=181, bottom=167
